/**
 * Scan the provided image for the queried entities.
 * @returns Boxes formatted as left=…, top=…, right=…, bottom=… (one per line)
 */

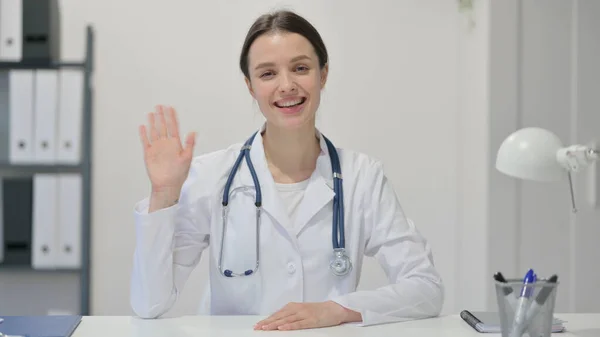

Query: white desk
left=71, top=314, right=600, bottom=337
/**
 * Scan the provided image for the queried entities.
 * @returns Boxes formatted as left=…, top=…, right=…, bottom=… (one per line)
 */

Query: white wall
left=54, top=0, right=600, bottom=317
left=478, top=0, right=600, bottom=313
left=57, top=0, right=463, bottom=316
left=455, top=0, right=490, bottom=312
left=513, top=0, right=600, bottom=313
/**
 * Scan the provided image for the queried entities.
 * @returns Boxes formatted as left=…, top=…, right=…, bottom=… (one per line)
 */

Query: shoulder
left=178, top=142, right=244, bottom=200
left=336, top=147, right=386, bottom=180
left=190, top=143, right=244, bottom=171
left=335, top=147, right=396, bottom=206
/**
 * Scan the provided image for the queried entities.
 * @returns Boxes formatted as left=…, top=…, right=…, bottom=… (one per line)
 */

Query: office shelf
left=0, top=25, right=94, bottom=316
left=0, top=264, right=80, bottom=273
left=0, top=61, right=85, bottom=70
left=0, top=164, right=84, bottom=175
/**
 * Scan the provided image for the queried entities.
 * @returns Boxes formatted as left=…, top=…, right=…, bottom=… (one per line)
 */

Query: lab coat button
left=287, top=263, right=296, bottom=274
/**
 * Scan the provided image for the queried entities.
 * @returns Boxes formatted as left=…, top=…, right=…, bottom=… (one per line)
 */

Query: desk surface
left=71, top=314, right=600, bottom=337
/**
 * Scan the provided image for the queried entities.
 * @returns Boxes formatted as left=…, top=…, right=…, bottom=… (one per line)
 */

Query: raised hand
left=139, top=105, right=196, bottom=211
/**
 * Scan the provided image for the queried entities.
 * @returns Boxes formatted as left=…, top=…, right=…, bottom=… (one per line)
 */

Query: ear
left=245, top=76, right=255, bottom=98
left=320, top=63, right=329, bottom=89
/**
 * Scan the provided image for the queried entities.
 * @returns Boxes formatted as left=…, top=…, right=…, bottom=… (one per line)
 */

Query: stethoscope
left=218, top=131, right=352, bottom=278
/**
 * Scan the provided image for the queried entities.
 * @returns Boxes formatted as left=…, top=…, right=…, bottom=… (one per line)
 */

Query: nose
left=278, top=72, right=297, bottom=93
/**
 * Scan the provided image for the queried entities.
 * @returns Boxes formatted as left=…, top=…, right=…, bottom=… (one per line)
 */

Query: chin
left=270, top=113, right=315, bottom=131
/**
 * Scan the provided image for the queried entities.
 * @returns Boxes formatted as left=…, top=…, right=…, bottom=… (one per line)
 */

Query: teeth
left=279, top=98, right=303, bottom=107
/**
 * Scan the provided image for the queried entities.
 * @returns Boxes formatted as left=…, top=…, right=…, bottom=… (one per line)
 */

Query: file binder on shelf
left=1, top=177, right=33, bottom=266
left=0, top=0, right=62, bottom=64
left=31, top=174, right=58, bottom=269
left=0, top=25, right=94, bottom=316
left=57, top=69, right=84, bottom=164
left=30, top=173, right=82, bottom=270
left=56, top=174, right=82, bottom=269
left=0, top=177, right=3, bottom=263
left=33, top=69, right=59, bottom=163
left=7, top=69, right=35, bottom=164
left=0, top=0, right=23, bottom=62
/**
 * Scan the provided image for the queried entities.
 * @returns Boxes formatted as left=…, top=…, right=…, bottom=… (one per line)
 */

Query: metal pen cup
left=494, top=278, right=559, bottom=337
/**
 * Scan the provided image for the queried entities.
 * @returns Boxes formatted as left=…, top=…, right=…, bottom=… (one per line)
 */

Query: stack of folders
left=460, top=311, right=566, bottom=333
left=0, top=173, right=83, bottom=269
left=0, top=68, right=84, bottom=165
left=0, top=67, right=84, bottom=268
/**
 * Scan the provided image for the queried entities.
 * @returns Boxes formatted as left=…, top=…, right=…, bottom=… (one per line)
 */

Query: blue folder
left=0, top=315, right=82, bottom=337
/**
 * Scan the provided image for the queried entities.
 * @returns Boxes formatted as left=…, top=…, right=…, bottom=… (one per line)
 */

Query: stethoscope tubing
left=218, top=131, right=348, bottom=278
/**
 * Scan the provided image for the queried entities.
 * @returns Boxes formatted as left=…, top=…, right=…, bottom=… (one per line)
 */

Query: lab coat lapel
left=239, top=127, right=336, bottom=237
left=293, top=132, right=336, bottom=237
left=246, top=131, right=292, bottom=231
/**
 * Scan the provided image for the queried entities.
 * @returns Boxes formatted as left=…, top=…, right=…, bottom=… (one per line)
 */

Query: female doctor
left=131, top=10, right=444, bottom=331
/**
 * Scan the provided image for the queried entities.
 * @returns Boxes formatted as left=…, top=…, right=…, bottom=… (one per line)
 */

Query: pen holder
left=494, top=279, right=559, bottom=337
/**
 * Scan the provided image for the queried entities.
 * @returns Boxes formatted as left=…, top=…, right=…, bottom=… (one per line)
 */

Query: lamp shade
left=496, top=127, right=566, bottom=182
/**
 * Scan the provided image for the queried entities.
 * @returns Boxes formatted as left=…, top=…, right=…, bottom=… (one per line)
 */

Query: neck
left=262, top=123, right=320, bottom=183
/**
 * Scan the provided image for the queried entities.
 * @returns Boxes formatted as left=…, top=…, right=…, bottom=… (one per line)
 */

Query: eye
left=259, top=70, right=274, bottom=79
left=295, top=65, right=309, bottom=72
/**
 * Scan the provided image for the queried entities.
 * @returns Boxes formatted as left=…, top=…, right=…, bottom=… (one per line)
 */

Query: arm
left=130, top=158, right=212, bottom=319
left=331, top=161, right=444, bottom=326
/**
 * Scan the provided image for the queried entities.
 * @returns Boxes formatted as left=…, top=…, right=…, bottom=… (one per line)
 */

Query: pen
left=521, top=275, right=559, bottom=333
left=494, top=271, right=518, bottom=309
left=509, top=269, right=536, bottom=337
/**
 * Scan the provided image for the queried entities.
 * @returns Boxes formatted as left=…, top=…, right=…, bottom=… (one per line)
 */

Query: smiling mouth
left=274, top=97, right=307, bottom=108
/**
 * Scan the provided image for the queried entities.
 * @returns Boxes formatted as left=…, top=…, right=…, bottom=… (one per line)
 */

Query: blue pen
left=525, top=274, right=558, bottom=321
left=510, top=269, right=536, bottom=337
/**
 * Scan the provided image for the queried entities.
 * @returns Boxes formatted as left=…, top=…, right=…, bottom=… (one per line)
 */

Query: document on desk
left=0, top=315, right=82, bottom=337
left=460, top=311, right=566, bottom=333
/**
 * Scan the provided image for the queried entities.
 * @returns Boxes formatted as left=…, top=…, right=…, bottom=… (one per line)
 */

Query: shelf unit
left=0, top=25, right=94, bottom=316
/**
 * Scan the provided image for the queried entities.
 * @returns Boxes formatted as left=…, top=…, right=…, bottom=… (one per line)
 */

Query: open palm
left=139, top=105, right=196, bottom=193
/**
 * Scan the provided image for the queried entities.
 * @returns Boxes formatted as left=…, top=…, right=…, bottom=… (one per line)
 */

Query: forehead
left=247, top=32, right=317, bottom=65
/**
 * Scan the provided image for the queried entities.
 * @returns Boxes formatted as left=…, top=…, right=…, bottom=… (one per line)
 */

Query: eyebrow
left=254, top=55, right=312, bottom=70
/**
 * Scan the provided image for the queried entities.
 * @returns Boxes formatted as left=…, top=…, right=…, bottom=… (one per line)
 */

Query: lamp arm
left=557, top=145, right=599, bottom=213
left=557, top=145, right=599, bottom=173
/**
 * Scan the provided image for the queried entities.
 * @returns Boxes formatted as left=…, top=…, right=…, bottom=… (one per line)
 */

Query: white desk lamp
left=496, top=127, right=599, bottom=212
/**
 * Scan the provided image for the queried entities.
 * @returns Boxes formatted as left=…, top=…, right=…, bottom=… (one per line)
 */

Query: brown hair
left=239, top=10, right=328, bottom=79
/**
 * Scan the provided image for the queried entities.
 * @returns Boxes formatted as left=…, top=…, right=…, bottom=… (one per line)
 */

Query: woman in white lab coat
left=131, top=9, right=444, bottom=331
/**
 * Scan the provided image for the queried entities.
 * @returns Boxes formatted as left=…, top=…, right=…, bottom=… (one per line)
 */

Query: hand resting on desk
left=254, top=301, right=362, bottom=331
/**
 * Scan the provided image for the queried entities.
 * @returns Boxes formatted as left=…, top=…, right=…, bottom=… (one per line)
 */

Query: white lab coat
left=130, top=125, right=444, bottom=326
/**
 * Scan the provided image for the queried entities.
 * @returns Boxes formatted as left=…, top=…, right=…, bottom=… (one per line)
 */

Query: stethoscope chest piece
left=330, top=248, right=352, bottom=276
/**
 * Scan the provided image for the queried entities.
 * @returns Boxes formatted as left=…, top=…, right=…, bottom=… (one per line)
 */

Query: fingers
left=144, top=105, right=191, bottom=146
left=184, top=132, right=196, bottom=149
left=156, top=105, right=168, bottom=138
left=148, top=105, right=177, bottom=139
left=260, top=314, right=301, bottom=331
left=254, top=308, right=292, bottom=329
left=277, top=319, right=312, bottom=331
left=167, top=106, right=180, bottom=139
left=255, top=303, right=304, bottom=331
left=147, top=112, right=159, bottom=141
left=139, top=125, right=150, bottom=149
